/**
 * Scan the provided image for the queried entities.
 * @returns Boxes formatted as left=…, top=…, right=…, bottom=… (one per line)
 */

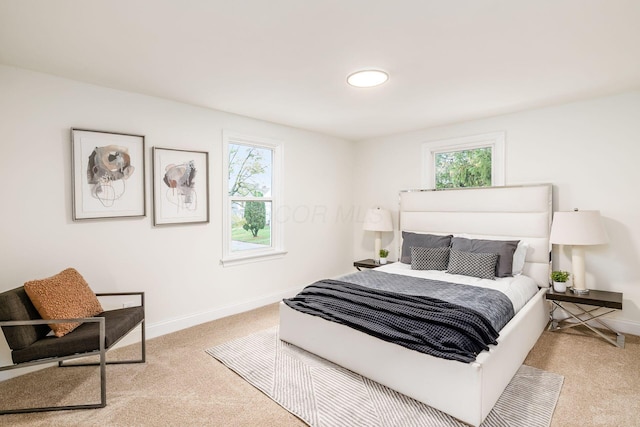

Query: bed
left=279, top=184, right=552, bottom=426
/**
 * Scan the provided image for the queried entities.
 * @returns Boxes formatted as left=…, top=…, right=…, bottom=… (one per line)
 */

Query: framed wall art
left=152, top=147, right=209, bottom=225
left=72, top=128, right=146, bottom=220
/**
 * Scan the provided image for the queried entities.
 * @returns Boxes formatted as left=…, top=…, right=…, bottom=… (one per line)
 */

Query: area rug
left=206, top=327, right=563, bottom=427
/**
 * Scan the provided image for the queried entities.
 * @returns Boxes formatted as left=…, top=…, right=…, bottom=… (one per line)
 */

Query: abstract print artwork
left=72, top=129, right=146, bottom=220
left=87, top=145, right=134, bottom=206
left=153, top=147, right=209, bottom=225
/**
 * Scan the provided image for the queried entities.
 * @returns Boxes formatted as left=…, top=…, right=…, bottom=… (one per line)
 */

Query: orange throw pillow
left=24, top=268, right=104, bottom=337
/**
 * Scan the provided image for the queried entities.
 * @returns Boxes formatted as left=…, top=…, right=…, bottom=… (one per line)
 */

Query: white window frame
left=221, top=131, right=286, bottom=267
left=421, top=131, right=505, bottom=189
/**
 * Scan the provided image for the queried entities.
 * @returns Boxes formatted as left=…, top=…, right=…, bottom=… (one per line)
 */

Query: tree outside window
left=222, top=132, right=284, bottom=265
left=228, top=144, right=272, bottom=252
left=422, top=132, right=505, bottom=189
left=434, top=147, right=492, bottom=189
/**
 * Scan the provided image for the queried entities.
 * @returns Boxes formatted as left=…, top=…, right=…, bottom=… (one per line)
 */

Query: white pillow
left=512, top=241, right=529, bottom=275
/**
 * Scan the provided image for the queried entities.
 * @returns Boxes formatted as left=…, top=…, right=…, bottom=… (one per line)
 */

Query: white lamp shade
left=550, top=210, right=609, bottom=246
left=550, top=209, right=608, bottom=293
left=363, top=208, right=393, bottom=232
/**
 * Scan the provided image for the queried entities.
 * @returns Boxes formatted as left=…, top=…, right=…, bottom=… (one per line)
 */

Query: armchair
left=0, top=287, right=145, bottom=414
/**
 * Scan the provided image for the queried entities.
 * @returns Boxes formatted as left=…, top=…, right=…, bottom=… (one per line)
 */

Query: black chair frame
left=0, top=292, right=145, bottom=415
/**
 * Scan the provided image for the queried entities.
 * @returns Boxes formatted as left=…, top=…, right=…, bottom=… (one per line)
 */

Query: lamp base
left=571, top=287, right=590, bottom=295
left=373, top=232, right=382, bottom=263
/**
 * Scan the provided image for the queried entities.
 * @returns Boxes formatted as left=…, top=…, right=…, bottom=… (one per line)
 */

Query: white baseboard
left=6, top=287, right=635, bottom=383
left=110, top=285, right=305, bottom=348
left=550, top=306, right=640, bottom=337
left=144, top=285, right=304, bottom=340
left=0, top=285, right=304, bottom=382
left=600, top=317, right=640, bottom=337
left=0, top=363, right=50, bottom=382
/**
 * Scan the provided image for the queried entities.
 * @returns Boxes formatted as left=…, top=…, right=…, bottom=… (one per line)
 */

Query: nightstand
left=546, top=288, right=624, bottom=348
left=353, top=259, right=393, bottom=271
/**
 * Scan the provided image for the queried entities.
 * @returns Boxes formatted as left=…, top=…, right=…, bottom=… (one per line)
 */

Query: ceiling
left=1, top=1, right=639, bottom=141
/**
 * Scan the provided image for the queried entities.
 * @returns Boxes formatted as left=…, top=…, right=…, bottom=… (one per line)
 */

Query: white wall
left=353, top=91, right=640, bottom=335
left=0, top=65, right=356, bottom=377
left=2, top=63, right=638, bottom=379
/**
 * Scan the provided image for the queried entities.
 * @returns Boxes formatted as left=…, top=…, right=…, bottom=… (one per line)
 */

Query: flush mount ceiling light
left=347, top=69, right=389, bottom=88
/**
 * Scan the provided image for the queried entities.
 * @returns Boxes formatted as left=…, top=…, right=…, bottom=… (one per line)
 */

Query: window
left=222, top=131, right=285, bottom=266
left=422, top=132, right=505, bottom=189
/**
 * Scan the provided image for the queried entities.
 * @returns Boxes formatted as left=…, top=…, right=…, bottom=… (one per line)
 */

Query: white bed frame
left=280, top=184, right=552, bottom=426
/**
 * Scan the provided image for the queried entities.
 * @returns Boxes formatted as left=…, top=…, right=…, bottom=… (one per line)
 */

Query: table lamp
left=363, top=207, right=393, bottom=262
left=549, top=209, right=609, bottom=294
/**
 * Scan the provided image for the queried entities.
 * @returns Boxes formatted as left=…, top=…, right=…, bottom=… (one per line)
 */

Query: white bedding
left=279, top=287, right=548, bottom=427
left=374, top=262, right=539, bottom=314
left=280, top=184, right=552, bottom=426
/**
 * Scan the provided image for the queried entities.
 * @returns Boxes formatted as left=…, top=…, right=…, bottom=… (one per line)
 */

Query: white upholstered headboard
left=399, top=184, right=552, bottom=287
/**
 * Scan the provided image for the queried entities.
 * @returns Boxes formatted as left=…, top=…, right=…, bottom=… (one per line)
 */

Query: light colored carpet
left=0, top=303, right=638, bottom=426
left=207, top=327, right=563, bottom=427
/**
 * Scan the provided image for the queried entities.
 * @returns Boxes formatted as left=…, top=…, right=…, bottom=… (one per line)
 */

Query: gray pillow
left=450, top=237, right=519, bottom=278
left=401, top=232, right=452, bottom=264
left=447, top=249, right=498, bottom=280
left=410, top=247, right=450, bottom=271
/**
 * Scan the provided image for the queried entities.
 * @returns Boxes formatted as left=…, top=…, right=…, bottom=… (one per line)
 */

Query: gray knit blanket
left=283, top=272, right=515, bottom=363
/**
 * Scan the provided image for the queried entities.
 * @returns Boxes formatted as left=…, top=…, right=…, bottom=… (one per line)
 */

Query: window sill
left=220, top=249, right=288, bottom=267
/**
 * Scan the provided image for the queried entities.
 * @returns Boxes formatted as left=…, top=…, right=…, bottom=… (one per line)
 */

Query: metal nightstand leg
left=548, top=301, right=625, bottom=348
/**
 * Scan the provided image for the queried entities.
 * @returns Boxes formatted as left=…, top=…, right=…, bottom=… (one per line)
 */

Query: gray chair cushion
left=10, top=306, right=144, bottom=364
left=0, top=287, right=50, bottom=350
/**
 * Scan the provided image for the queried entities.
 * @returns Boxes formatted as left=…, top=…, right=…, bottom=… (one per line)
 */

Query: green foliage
left=435, top=148, right=492, bottom=189
left=228, top=145, right=267, bottom=197
left=551, top=270, right=570, bottom=282
left=229, top=144, right=270, bottom=239
left=379, top=249, right=389, bottom=258
left=232, top=224, right=271, bottom=245
left=243, top=200, right=266, bottom=237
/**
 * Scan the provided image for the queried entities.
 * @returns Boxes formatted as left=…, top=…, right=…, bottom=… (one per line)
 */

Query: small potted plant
left=379, top=249, right=389, bottom=265
left=551, top=270, right=570, bottom=293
